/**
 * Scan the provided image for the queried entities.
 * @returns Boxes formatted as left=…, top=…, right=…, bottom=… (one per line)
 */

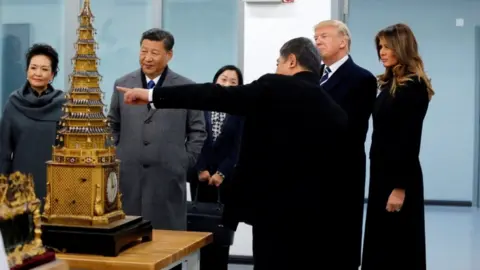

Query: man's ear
left=339, top=38, right=347, bottom=49
left=166, top=50, right=173, bottom=61
left=287, top=54, right=297, bottom=68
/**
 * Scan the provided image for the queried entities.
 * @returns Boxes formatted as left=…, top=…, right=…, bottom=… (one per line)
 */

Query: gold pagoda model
left=42, top=0, right=125, bottom=226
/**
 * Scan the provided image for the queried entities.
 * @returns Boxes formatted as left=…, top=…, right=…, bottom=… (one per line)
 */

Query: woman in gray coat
left=0, top=43, right=65, bottom=203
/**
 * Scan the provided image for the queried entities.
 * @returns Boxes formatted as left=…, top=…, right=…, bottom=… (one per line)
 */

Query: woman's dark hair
left=375, top=23, right=434, bottom=99
left=25, top=43, right=59, bottom=77
left=212, top=65, right=244, bottom=86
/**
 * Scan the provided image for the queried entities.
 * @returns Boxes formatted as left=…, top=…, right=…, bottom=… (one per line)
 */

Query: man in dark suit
left=314, top=20, right=378, bottom=269
left=117, top=37, right=350, bottom=269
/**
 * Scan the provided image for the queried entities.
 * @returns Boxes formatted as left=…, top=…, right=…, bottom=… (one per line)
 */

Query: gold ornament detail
left=0, top=172, right=46, bottom=268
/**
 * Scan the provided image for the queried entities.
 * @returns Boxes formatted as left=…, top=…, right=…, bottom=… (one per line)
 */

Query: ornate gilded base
left=41, top=209, right=125, bottom=226
left=10, top=251, right=56, bottom=270
left=7, top=242, right=46, bottom=269
left=0, top=172, right=48, bottom=269
left=41, top=216, right=152, bottom=257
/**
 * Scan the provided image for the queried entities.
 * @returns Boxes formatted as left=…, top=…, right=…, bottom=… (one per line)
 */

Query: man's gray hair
left=279, top=37, right=322, bottom=77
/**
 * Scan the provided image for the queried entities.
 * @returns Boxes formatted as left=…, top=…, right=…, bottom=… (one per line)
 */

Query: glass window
left=162, top=0, right=240, bottom=83
left=87, top=0, right=153, bottom=110
left=0, top=0, right=65, bottom=113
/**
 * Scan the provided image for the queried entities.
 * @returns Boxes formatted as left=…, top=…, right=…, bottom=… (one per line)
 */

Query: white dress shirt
left=321, top=54, right=349, bottom=84
left=146, top=74, right=161, bottom=109
left=148, top=89, right=155, bottom=107
left=146, top=75, right=161, bottom=86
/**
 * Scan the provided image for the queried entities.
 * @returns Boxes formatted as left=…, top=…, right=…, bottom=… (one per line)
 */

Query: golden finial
left=80, top=0, right=94, bottom=17
left=83, top=0, right=90, bottom=10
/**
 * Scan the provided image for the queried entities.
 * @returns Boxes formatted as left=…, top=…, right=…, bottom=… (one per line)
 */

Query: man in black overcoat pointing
left=117, top=37, right=351, bottom=270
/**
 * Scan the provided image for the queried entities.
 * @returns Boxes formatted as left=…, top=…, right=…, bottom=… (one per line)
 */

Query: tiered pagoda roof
left=52, top=0, right=115, bottom=164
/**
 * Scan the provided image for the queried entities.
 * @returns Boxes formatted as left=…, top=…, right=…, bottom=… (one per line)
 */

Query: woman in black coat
left=188, top=65, right=244, bottom=270
left=362, top=23, right=434, bottom=270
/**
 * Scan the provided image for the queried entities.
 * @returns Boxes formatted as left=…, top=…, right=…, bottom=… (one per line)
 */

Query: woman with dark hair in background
left=0, top=43, right=65, bottom=203
left=361, top=23, right=433, bottom=270
left=189, top=65, right=244, bottom=270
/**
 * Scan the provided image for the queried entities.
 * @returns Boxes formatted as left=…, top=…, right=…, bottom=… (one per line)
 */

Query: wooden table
left=33, top=260, right=69, bottom=270
left=56, top=230, right=212, bottom=270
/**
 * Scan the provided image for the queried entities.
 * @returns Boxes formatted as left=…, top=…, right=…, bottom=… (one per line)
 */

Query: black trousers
left=252, top=225, right=284, bottom=270
left=200, top=243, right=230, bottom=270
left=252, top=223, right=348, bottom=270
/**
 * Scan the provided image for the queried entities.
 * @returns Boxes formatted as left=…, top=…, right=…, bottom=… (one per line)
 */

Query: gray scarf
left=9, top=82, right=66, bottom=121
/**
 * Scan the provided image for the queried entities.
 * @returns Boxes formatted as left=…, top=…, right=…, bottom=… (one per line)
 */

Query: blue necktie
left=147, top=80, right=155, bottom=89
left=320, top=66, right=331, bottom=85
left=147, top=80, right=155, bottom=110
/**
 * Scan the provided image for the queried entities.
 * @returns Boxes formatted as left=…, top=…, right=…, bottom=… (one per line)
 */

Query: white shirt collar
left=145, top=74, right=161, bottom=85
left=324, top=54, right=349, bottom=75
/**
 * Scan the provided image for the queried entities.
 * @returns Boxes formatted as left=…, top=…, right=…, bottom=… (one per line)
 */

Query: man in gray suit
left=107, top=28, right=207, bottom=230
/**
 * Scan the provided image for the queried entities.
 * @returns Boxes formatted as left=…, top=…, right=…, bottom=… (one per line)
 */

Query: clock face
left=106, top=171, right=118, bottom=204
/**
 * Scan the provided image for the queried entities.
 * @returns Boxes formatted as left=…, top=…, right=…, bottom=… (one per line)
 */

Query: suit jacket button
left=143, top=141, right=150, bottom=145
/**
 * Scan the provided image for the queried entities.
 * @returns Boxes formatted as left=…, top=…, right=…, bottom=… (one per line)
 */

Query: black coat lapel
left=322, top=57, right=353, bottom=93
left=205, top=111, right=213, bottom=144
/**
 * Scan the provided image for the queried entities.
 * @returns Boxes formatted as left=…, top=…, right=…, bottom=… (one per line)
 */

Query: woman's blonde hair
left=375, top=23, right=434, bottom=99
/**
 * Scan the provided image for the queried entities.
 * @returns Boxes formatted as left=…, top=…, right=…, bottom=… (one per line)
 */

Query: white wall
left=243, top=0, right=332, bottom=83
left=230, top=0, right=332, bottom=257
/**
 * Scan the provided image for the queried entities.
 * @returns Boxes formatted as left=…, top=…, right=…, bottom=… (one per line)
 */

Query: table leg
left=183, top=250, right=200, bottom=270
left=162, top=250, right=200, bottom=270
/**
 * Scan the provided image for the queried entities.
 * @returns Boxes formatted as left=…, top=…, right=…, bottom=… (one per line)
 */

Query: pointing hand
left=116, top=86, right=150, bottom=105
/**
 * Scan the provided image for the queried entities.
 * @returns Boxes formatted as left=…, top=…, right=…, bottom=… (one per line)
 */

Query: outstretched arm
left=118, top=79, right=265, bottom=116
